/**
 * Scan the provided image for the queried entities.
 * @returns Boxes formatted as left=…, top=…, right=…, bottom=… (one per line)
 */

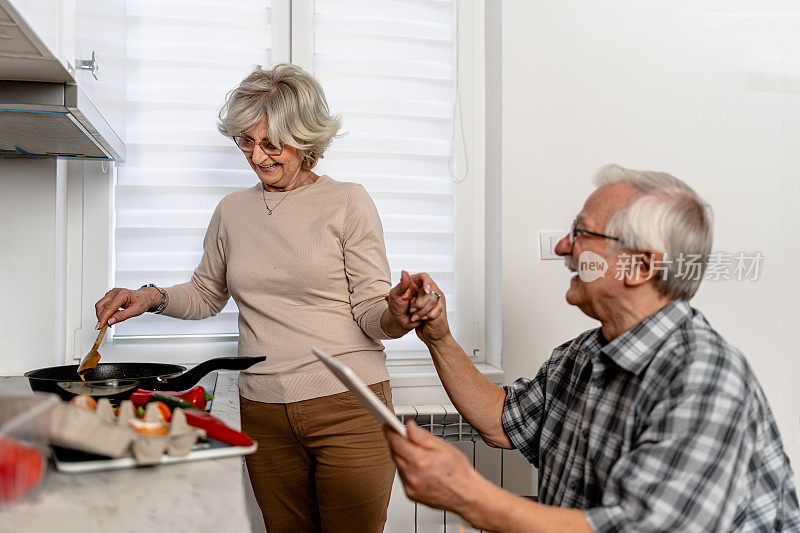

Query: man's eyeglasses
left=232, top=135, right=283, bottom=156
left=569, top=221, right=620, bottom=247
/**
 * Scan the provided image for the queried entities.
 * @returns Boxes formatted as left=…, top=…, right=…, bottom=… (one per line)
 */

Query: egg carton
left=49, top=399, right=205, bottom=465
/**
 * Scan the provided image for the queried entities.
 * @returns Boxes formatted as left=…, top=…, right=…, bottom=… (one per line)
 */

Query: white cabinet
left=74, top=0, right=126, bottom=138
left=0, top=0, right=125, bottom=159
left=0, top=0, right=73, bottom=82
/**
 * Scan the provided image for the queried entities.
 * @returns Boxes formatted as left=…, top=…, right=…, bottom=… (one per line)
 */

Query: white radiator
left=385, top=405, right=537, bottom=533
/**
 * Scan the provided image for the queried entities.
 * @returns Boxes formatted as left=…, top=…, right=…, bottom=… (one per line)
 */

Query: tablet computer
left=312, top=347, right=407, bottom=438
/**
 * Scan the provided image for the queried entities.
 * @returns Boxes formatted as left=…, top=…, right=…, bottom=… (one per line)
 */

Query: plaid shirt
left=502, top=300, right=800, bottom=532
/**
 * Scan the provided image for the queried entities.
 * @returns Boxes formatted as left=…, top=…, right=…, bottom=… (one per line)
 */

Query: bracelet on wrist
left=140, top=284, right=167, bottom=314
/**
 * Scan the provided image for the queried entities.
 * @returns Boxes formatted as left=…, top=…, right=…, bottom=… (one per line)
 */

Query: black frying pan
left=25, top=356, right=265, bottom=402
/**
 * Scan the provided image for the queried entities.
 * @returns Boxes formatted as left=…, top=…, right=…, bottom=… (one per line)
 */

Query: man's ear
left=623, top=250, right=663, bottom=288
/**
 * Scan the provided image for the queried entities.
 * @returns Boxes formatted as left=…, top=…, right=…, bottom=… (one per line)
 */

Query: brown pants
left=240, top=381, right=395, bottom=533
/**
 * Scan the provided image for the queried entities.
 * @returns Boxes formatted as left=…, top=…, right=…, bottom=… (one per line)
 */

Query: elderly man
left=386, top=165, right=800, bottom=532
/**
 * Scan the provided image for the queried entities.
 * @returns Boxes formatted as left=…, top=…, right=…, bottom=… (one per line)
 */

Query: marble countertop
left=0, top=372, right=252, bottom=533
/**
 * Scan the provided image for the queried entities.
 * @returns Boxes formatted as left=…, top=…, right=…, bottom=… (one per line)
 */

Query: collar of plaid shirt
left=597, top=299, right=691, bottom=375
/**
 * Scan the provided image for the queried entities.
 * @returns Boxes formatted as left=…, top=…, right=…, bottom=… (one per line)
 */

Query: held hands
left=94, top=287, right=161, bottom=330
left=386, top=271, right=450, bottom=344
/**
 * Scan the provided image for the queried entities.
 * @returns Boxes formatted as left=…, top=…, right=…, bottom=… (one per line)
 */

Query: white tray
left=53, top=439, right=257, bottom=473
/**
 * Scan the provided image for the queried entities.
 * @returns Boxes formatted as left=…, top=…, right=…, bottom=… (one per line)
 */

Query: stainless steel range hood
left=0, top=80, right=125, bottom=161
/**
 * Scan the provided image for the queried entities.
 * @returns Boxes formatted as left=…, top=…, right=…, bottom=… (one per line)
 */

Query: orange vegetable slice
left=129, top=419, right=169, bottom=436
left=69, top=395, right=97, bottom=411
left=153, top=401, right=172, bottom=423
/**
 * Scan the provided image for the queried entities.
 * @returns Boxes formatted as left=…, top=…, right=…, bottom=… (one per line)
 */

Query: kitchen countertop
left=0, top=372, right=253, bottom=533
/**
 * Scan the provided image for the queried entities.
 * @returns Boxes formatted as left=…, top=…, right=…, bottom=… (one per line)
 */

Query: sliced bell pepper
left=177, top=386, right=214, bottom=409
left=129, top=386, right=213, bottom=410
left=129, top=419, right=169, bottom=436
left=0, top=436, right=44, bottom=501
left=140, top=393, right=201, bottom=412
left=153, top=401, right=172, bottom=423
left=183, top=410, right=253, bottom=447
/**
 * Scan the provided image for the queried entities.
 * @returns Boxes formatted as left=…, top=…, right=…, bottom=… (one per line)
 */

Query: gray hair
left=594, top=164, right=714, bottom=301
left=217, top=63, right=342, bottom=169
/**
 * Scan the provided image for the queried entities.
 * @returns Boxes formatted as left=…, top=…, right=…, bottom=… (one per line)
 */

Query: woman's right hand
left=95, top=287, right=161, bottom=329
left=406, top=272, right=450, bottom=345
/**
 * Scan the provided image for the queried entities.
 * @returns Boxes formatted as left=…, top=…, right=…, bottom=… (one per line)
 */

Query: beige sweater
left=161, top=175, right=392, bottom=403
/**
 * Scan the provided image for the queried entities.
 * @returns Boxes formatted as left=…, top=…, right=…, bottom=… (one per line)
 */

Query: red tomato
left=0, top=436, right=44, bottom=501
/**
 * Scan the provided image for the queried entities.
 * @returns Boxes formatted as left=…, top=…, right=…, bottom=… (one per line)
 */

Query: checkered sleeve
left=583, top=369, right=754, bottom=532
left=500, top=361, right=549, bottom=467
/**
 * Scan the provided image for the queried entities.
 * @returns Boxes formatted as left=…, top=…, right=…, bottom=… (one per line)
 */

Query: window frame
left=64, top=0, right=496, bottom=377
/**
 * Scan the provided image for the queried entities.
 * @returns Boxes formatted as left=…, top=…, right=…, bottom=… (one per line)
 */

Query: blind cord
left=449, top=0, right=468, bottom=184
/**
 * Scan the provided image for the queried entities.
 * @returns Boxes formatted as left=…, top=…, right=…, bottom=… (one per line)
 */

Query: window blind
left=114, top=0, right=272, bottom=337
left=309, top=0, right=458, bottom=355
left=115, top=0, right=463, bottom=360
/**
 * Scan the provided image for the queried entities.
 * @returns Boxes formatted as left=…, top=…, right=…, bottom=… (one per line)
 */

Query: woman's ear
left=623, top=250, right=663, bottom=288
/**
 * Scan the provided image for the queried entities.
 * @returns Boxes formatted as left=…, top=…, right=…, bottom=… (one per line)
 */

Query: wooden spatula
left=77, top=325, right=108, bottom=378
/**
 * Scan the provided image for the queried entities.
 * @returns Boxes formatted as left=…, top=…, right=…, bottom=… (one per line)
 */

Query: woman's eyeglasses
left=232, top=135, right=283, bottom=156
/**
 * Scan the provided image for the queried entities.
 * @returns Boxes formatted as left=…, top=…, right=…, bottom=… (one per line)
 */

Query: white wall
left=501, top=0, right=800, bottom=486
left=0, top=159, right=58, bottom=373
left=0, top=158, right=113, bottom=374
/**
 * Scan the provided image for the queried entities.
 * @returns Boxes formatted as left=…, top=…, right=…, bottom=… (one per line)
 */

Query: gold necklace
left=261, top=173, right=313, bottom=215
left=261, top=187, right=291, bottom=215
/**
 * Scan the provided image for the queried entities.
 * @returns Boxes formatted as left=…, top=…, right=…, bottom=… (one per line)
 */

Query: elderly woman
left=94, top=63, right=427, bottom=532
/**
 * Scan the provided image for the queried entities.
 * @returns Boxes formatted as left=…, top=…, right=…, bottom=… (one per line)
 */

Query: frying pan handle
left=157, top=356, right=266, bottom=391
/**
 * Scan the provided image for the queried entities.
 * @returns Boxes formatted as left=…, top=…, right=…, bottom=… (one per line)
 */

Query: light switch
left=539, top=231, right=563, bottom=260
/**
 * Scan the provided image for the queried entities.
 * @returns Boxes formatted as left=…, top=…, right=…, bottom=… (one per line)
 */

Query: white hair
left=217, top=63, right=342, bottom=169
left=594, top=164, right=714, bottom=301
